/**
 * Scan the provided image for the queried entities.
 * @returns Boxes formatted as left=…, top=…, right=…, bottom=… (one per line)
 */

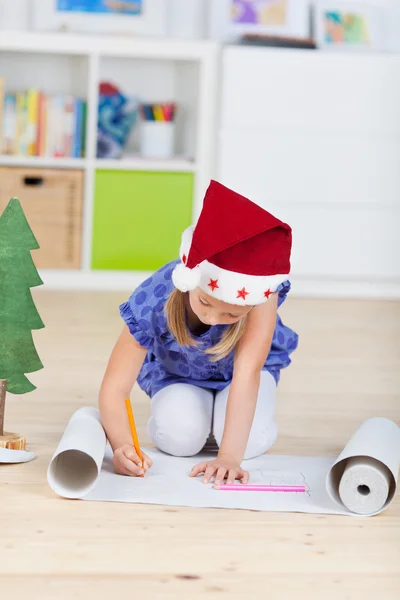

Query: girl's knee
left=148, top=384, right=213, bottom=457
left=243, top=421, right=278, bottom=460
left=148, top=417, right=209, bottom=457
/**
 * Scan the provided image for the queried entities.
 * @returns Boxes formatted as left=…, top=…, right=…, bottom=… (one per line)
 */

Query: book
left=2, top=93, right=16, bottom=155
left=27, top=90, right=39, bottom=156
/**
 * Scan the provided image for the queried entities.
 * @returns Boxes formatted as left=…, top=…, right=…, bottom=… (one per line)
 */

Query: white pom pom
left=172, top=262, right=201, bottom=292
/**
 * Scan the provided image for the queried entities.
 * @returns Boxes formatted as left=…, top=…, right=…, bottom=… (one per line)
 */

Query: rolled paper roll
left=326, top=417, right=400, bottom=516
left=47, top=407, right=106, bottom=499
left=338, top=456, right=391, bottom=515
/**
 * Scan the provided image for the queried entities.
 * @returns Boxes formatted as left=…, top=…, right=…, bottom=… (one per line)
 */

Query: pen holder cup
left=140, top=121, right=175, bottom=159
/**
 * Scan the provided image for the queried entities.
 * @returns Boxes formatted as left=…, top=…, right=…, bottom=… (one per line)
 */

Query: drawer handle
left=23, top=176, right=44, bottom=187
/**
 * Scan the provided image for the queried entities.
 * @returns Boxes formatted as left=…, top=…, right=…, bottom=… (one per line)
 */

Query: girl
left=99, top=180, right=298, bottom=485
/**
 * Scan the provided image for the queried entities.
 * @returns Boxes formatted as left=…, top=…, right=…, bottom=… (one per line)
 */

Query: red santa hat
left=172, top=180, right=292, bottom=305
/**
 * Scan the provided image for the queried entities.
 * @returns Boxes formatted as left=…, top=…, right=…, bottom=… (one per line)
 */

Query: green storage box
left=92, top=170, right=194, bottom=271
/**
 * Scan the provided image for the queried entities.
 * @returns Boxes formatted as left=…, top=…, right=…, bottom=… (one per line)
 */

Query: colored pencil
left=140, top=102, right=176, bottom=122
left=213, top=484, right=307, bottom=493
left=161, top=104, right=169, bottom=121
left=124, top=397, right=144, bottom=475
left=153, top=104, right=164, bottom=122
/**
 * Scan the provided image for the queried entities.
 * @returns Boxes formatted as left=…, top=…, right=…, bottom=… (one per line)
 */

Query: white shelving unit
left=0, top=155, right=87, bottom=169
left=94, top=157, right=196, bottom=172
left=0, top=155, right=196, bottom=172
left=0, top=31, right=219, bottom=289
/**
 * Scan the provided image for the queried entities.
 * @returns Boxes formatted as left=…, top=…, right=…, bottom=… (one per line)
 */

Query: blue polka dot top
left=119, top=260, right=299, bottom=398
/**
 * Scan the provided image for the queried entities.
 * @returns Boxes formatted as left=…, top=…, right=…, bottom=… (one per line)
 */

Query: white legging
left=147, top=370, right=277, bottom=461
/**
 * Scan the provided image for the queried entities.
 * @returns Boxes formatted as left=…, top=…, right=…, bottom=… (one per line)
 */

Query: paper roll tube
left=326, top=417, right=400, bottom=516
left=338, top=456, right=391, bottom=515
left=47, top=407, right=106, bottom=499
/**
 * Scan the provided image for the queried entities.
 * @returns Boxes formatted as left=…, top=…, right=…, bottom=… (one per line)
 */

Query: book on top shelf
left=0, top=82, right=87, bottom=159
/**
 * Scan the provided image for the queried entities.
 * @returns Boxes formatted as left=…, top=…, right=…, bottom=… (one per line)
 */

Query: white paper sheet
left=47, top=409, right=400, bottom=517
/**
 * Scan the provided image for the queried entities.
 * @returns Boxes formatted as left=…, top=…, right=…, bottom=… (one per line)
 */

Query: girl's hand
left=189, top=454, right=249, bottom=485
left=113, top=444, right=152, bottom=477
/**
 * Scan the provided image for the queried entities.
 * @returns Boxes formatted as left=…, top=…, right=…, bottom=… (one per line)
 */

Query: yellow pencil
left=153, top=104, right=164, bottom=121
left=125, top=397, right=144, bottom=475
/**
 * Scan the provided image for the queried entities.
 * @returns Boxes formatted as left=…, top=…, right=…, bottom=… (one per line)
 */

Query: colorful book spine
left=36, top=92, right=47, bottom=157
left=2, top=93, right=16, bottom=155
left=53, top=94, right=65, bottom=158
left=27, top=89, right=39, bottom=156
left=64, top=95, right=74, bottom=158
left=45, top=94, right=54, bottom=158
left=19, top=92, right=26, bottom=155
left=73, top=98, right=82, bottom=159
left=81, top=101, right=87, bottom=158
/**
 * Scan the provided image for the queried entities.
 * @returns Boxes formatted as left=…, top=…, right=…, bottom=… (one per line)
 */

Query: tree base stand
left=0, top=432, right=26, bottom=450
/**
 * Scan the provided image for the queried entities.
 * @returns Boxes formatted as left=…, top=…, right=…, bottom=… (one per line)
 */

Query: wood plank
left=1, top=575, right=400, bottom=600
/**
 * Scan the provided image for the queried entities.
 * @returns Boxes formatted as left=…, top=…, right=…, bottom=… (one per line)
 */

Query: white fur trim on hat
left=196, top=260, right=288, bottom=305
left=171, top=262, right=201, bottom=292
left=172, top=226, right=289, bottom=305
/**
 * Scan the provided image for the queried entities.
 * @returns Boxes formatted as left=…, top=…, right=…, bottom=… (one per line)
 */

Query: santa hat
left=172, top=180, right=292, bottom=305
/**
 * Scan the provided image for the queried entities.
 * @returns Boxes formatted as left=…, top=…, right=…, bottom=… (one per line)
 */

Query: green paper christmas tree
left=0, top=197, right=44, bottom=447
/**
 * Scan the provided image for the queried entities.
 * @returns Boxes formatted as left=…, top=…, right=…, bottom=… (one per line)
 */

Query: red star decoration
left=264, top=288, right=273, bottom=299
left=237, top=287, right=249, bottom=300
left=182, top=254, right=187, bottom=264
left=208, top=278, right=219, bottom=292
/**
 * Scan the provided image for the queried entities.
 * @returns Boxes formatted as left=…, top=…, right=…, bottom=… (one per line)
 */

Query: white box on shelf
left=139, top=121, right=175, bottom=159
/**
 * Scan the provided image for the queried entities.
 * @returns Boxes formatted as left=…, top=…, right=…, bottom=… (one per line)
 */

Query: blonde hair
left=165, top=289, right=247, bottom=362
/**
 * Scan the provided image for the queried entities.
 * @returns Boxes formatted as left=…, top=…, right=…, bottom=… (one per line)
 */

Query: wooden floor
left=1, top=290, right=399, bottom=599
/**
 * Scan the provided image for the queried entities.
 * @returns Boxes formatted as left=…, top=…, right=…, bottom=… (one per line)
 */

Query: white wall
left=0, top=0, right=30, bottom=30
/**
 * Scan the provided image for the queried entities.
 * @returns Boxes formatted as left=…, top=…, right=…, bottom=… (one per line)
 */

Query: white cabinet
left=217, top=46, right=400, bottom=298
